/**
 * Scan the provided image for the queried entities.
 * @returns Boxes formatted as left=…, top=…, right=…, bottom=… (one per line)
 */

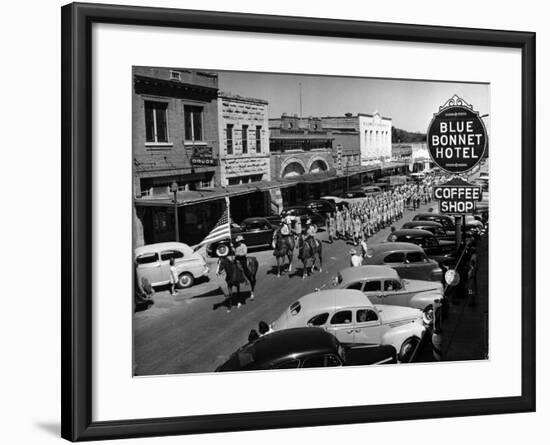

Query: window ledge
left=183, top=141, right=208, bottom=146
left=145, top=142, right=173, bottom=149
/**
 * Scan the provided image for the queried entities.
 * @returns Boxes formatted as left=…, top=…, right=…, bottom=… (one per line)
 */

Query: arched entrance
left=281, top=161, right=306, bottom=178
left=309, top=159, right=328, bottom=174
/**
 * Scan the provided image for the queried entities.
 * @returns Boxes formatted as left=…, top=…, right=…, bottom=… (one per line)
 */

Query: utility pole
left=299, top=82, right=303, bottom=117
left=171, top=181, right=180, bottom=242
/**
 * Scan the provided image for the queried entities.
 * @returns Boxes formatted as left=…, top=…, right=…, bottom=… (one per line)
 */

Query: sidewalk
left=441, top=230, right=489, bottom=361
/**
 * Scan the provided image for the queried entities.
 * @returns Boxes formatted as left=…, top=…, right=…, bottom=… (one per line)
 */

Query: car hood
left=375, top=304, right=423, bottom=324
left=403, top=279, right=443, bottom=294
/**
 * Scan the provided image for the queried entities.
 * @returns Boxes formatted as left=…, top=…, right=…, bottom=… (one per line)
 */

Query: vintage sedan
left=280, top=206, right=325, bottom=226
left=206, top=217, right=276, bottom=257
left=362, top=242, right=443, bottom=282
left=304, top=199, right=336, bottom=216
left=401, top=220, right=453, bottom=241
left=134, top=242, right=209, bottom=289
left=333, top=265, right=443, bottom=324
left=271, top=289, right=426, bottom=362
left=413, top=213, right=456, bottom=233
left=215, top=327, right=397, bottom=372
left=387, top=228, right=456, bottom=265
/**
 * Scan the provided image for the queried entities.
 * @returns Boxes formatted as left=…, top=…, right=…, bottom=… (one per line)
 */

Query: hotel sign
left=427, top=95, right=487, bottom=173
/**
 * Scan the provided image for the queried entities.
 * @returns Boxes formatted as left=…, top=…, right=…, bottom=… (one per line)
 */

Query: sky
left=216, top=71, right=490, bottom=134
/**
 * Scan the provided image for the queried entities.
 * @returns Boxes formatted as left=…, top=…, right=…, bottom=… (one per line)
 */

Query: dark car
left=338, top=190, right=367, bottom=199
left=281, top=206, right=325, bottom=226
left=363, top=242, right=443, bottom=282
left=304, top=199, right=336, bottom=216
left=413, top=213, right=456, bottom=234
left=215, top=327, right=397, bottom=372
left=387, top=229, right=456, bottom=265
left=206, top=217, right=276, bottom=257
left=361, top=185, right=383, bottom=195
left=401, top=220, right=454, bottom=241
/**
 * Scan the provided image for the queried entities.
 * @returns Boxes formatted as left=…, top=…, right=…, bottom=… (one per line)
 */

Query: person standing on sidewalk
left=169, top=258, right=178, bottom=296
left=467, top=246, right=478, bottom=306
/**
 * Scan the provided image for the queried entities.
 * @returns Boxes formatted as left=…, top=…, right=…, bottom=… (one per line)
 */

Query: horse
left=218, top=255, right=259, bottom=311
left=298, top=236, right=323, bottom=279
left=272, top=228, right=295, bottom=277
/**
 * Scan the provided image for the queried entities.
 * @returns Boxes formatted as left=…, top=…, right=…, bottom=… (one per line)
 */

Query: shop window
left=144, top=101, right=168, bottom=143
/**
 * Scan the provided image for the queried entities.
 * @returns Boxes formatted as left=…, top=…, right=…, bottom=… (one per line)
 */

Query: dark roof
left=369, top=242, right=423, bottom=252
left=218, top=328, right=338, bottom=371
left=415, top=213, right=454, bottom=220
left=402, top=220, right=443, bottom=228
left=246, top=328, right=337, bottom=364
left=392, top=229, right=434, bottom=237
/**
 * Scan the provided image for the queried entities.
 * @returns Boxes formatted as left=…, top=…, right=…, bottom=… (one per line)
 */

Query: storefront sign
left=336, top=144, right=343, bottom=175
left=225, top=157, right=269, bottom=176
left=191, top=156, right=217, bottom=166
left=434, top=177, right=482, bottom=214
left=427, top=95, right=487, bottom=173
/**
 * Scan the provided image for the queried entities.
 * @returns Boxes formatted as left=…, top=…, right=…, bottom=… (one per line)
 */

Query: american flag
left=195, top=198, right=231, bottom=248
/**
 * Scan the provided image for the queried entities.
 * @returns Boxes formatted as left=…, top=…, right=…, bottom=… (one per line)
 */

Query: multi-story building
left=321, top=112, right=393, bottom=165
left=218, top=92, right=270, bottom=186
left=269, top=114, right=336, bottom=206
left=132, top=67, right=221, bottom=245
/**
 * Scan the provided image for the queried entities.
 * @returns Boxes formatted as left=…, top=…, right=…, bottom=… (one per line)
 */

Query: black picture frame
left=61, top=2, right=536, bottom=441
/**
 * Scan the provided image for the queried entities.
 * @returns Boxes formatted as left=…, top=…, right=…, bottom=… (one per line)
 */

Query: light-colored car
left=333, top=265, right=443, bottom=324
left=134, top=242, right=209, bottom=289
left=271, top=289, right=426, bottom=362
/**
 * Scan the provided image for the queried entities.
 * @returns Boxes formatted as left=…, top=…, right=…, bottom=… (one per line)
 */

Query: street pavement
left=134, top=199, right=443, bottom=375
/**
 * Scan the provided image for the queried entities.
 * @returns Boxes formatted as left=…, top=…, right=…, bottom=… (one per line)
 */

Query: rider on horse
left=234, top=235, right=250, bottom=283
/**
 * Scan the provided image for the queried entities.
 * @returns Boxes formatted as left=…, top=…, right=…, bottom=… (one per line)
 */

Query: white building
left=321, top=111, right=392, bottom=166
left=217, top=92, right=271, bottom=186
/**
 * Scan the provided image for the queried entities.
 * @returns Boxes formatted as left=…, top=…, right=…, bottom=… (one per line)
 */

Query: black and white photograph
left=132, top=67, right=490, bottom=375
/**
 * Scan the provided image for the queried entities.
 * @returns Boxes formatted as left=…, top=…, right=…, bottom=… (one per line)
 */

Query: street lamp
left=170, top=181, right=180, bottom=242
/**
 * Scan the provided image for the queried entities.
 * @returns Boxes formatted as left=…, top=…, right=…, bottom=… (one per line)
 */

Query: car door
left=256, top=220, right=274, bottom=246
left=381, top=278, right=410, bottom=307
left=353, top=308, right=383, bottom=344
left=360, top=280, right=384, bottom=305
left=382, top=251, right=407, bottom=278
left=135, top=251, right=163, bottom=285
left=159, top=249, right=185, bottom=282
left=241, top=221, right=261, bottom=247
left=326, top=310, right=355, bottom=344
left=405, top=251, right=431, bottom=281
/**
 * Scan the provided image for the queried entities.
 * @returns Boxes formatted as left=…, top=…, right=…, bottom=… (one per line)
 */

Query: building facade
left=218, top=93, right=270, bottom=186
left=133, top=67, right=221, bottom=245
left=321, top=112, right=393, bottom=165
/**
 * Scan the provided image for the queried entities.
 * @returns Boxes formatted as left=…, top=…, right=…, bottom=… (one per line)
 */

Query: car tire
left=398, top=336, right=420, bottom=363
left=177, top=272, right=194, bottom=289
left=216, top=244, right=230, bottom=257
left=423, top=305, right=434, bottom=325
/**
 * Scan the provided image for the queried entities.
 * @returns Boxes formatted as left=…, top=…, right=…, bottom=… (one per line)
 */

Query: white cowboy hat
left=235, top=235, right=245, bottom=242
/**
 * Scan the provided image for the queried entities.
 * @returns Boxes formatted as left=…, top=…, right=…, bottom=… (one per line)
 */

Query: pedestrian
left=353, top=214, right=362, bottom=246
left=467, top=246, right=478, bottom=306
left=169, top=258, right=178, bottom=296
left=349, top=248, right=362, bottom=267
left=234, top=235, right=251, bottom=303
left=327, top=212, right=336, bottom=243
left=359, top=236, right=368, bottom=258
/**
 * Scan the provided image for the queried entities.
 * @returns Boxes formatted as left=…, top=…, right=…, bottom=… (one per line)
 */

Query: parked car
left=280, top=206, right=325, bottom=227
left=401, top=220, right=453, bottom=241
left=206, top=217, right=277, bottom=257
left=339, top=190, right=367, bottom=199
left=361, top=185, right=382, bottom=195
left=215, top=327, right=397, bottom=372
left=134, top=242, right=209, bottom=289
left=387, top=228, right=456, bottom=265
left=271, top=289, right=426, bottom=362
left=413, top=213, right=455, bottom=233
left=332, top=265, right=443, bottom=324
left=320, top=195, right=349, bottom=210
left=304, top=199, right=336, bottom=216
left=362, top=242, right=443, bottom=282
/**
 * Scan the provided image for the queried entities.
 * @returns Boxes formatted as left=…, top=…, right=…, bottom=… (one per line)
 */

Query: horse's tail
left=247, top=256, right=259, bottom=276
